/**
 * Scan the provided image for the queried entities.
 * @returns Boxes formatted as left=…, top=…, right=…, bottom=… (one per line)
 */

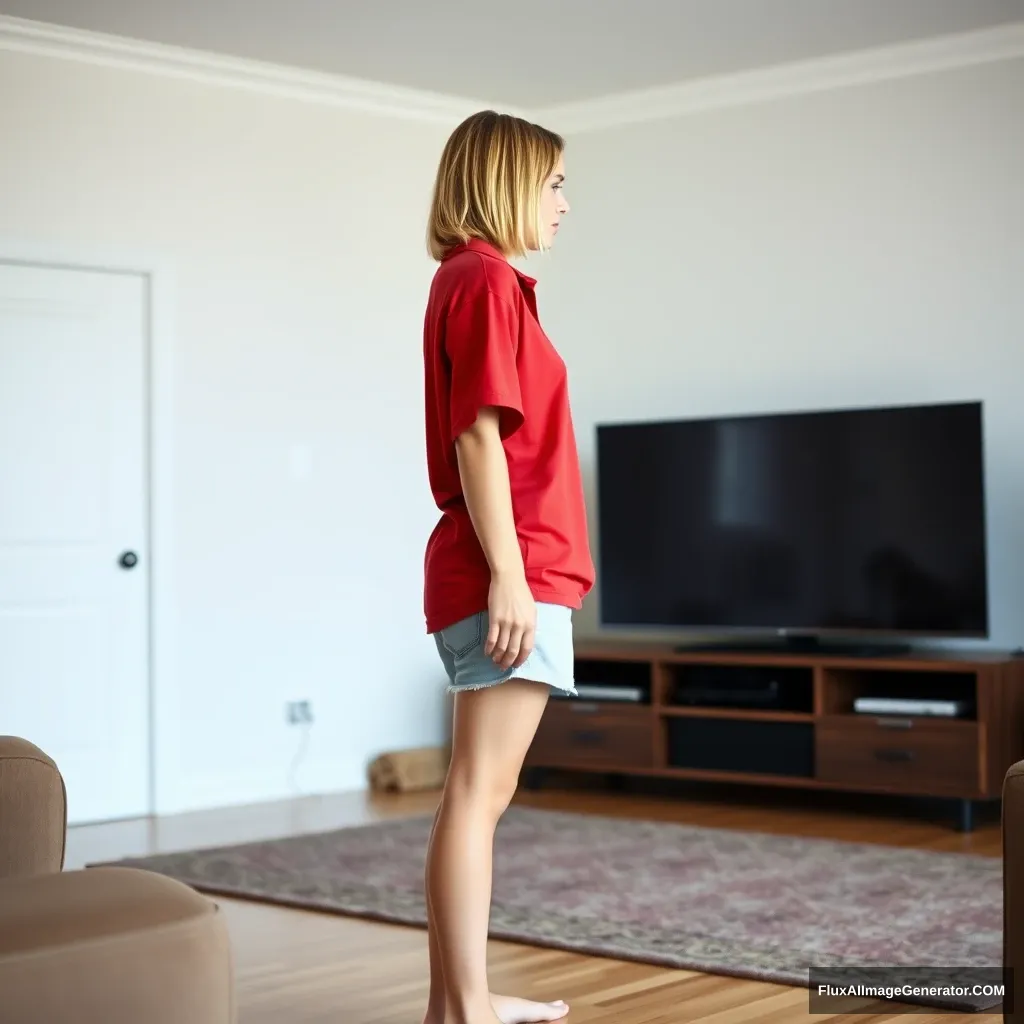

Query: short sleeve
left=445, top=289, right=524, bottom=442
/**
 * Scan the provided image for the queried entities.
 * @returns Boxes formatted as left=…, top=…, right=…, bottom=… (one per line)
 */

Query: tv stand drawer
left=526, top=702, right=653, bottom=769
left=815, top=715, right=979, bottom=795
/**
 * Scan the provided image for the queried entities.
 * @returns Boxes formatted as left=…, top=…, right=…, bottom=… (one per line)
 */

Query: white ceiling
left=2, top=0, right=1023, bottom=107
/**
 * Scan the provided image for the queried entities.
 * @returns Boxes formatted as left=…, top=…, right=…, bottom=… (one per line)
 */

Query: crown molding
left=0, top=15, right=513, bottom=125
left=536, top=21, right=1024, bottom=134
left=3, top=15, right=1022, bottom=133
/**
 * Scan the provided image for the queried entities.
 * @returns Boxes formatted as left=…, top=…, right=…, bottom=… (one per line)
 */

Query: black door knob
left=119, top=551, right=138, bottom=569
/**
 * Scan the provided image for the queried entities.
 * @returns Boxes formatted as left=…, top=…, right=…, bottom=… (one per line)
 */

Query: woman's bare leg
left=423, top=804, right=447, bottom=1024
left=423, top=795, right=567, bottom=1024
left=423, top=679, right=566, bottom=1024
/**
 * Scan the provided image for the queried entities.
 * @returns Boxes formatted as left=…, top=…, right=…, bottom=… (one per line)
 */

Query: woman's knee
left=442, top=754, right=519, bottom=819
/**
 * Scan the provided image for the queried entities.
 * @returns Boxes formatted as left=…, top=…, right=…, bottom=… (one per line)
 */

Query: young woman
left=420, top=110, right=595, bottom=1024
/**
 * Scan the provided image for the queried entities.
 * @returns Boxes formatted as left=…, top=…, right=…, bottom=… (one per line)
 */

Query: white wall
left=0, top=49, right=454, bottom=814
left=540, top=57, right=1024, bottom=648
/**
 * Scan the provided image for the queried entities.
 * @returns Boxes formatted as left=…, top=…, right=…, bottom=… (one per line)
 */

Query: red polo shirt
left=422, top=238, right=595, bottom=634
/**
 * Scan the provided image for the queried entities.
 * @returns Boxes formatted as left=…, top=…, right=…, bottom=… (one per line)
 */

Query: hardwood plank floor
left=64, top=772, right=1003, bottom=1023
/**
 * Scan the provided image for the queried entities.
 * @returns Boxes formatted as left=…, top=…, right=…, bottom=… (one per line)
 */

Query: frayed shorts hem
left=444, top=675, right=578, bottom=698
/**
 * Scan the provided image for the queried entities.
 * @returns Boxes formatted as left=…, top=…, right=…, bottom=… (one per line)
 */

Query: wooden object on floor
left=523, top=641, right=1024, bottom=830
left=367, top=746, right=449, bottom=793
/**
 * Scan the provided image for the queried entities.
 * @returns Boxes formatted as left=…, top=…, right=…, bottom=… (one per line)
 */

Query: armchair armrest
left=0, top=736, right=67, bottom=879
left=1004, top=760, right=1024, bottom=1021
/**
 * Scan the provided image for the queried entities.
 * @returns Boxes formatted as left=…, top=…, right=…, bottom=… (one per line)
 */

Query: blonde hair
left=426, top=110, right=564, bottom=262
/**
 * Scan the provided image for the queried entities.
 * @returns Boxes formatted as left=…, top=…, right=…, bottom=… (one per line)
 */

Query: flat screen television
left=594, top=400, right=988, bottom=650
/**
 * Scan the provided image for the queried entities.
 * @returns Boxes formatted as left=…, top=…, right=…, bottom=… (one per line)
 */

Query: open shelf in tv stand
left=521, top=640, right=1024, bottom=831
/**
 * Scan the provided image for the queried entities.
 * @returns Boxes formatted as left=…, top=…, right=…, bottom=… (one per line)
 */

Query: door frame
left=0, top=240, right=178, bottom=818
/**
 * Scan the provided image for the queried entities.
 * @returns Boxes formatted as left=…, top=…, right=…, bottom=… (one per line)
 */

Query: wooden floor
left=65, top=773, right=1004, bottom=1023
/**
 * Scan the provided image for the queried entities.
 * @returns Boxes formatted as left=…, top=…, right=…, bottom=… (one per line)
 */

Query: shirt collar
left=443, top=237, right=537, bottom=289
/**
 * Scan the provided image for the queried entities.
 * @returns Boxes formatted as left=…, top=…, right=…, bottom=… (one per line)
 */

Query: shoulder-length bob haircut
left=426, top=110, right=564, bottom=262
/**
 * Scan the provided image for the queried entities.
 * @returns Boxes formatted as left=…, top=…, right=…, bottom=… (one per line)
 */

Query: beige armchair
left=0, top=735, right=236, bottom=1024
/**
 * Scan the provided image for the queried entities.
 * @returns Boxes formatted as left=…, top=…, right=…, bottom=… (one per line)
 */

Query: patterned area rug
left=94, top=806, right=1003, bottom=1012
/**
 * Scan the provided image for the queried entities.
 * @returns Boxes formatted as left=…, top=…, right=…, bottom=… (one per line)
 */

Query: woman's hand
left=486, top=568, right=536, bottom=669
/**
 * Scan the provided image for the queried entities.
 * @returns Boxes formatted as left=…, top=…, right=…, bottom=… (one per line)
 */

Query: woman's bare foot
left=490, top=993, right=568, bottom=1023
left=423, top=993, right=567, bottom=1024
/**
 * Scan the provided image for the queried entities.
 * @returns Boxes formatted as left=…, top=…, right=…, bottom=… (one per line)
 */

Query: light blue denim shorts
left=433, top=602, right=577, bottom=696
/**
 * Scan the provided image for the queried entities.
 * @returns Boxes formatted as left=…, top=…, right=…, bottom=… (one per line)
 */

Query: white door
left=0, top=261, right=150, bottom=824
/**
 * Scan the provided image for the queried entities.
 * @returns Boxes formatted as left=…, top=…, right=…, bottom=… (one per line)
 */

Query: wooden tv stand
left=522, top=639, right=1024, bottom=831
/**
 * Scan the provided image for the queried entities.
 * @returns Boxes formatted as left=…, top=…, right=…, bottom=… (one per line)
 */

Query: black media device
left=594, top=400, right=988, bottom=655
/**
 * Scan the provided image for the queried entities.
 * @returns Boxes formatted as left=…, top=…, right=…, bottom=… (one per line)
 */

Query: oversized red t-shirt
left=422, top=238, right=595, bottom=634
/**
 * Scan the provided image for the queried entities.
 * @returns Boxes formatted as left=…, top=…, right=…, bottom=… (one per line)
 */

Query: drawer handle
left=875, top=717, right=914, bottom=729
left=570, top=729, right=604, bottom=747
left=571, top=702, right=600, bottom=714
left=874, top=747, right=915, bottom=762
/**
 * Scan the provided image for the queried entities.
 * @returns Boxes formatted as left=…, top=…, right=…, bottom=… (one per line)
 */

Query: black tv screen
left=595, top=401, right=988, bottom=638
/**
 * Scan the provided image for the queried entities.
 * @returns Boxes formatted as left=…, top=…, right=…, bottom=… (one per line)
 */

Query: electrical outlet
left=285, top=700, right=313, bottom=726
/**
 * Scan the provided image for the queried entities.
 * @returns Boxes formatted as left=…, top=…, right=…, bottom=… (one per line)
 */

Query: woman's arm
left=456, top=406, right=535, bottom=670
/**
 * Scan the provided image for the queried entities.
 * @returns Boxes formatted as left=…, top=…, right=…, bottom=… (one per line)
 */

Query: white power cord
left=287, top=719, right=312, bottom=794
